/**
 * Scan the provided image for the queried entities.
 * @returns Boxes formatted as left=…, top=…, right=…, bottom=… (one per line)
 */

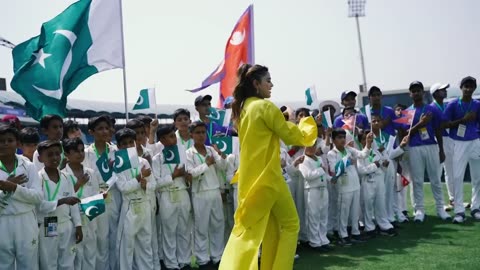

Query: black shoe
left=402, top=210, right=409, bottom=218
left=380, top=228, right=398, bottom=237
left=350, top=235, right=366, bottom=244
left=320, top=244, right=334, bottom=252
left=364, top=230, right=377, bottom=239
left=180, top=266, right=192, bottom=270
left=391, top=221, right=401, bottom=229
left=338, top=237, right=352, bottom=246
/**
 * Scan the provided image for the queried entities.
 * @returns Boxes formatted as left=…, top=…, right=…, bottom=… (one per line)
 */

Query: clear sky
left=1, top=0, right=479, bottom=107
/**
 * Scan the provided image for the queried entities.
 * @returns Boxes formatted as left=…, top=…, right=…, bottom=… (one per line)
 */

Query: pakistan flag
left=10, top=0, right=123, bottom=120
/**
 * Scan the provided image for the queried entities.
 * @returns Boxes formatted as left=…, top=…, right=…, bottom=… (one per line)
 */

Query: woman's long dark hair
left=231, top=64, right=269, bottom=123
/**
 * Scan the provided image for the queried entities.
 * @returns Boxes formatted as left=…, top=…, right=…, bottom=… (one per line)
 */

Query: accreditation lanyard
left=434, top=101, right=445, bottom=112
left=93, top=143, right=110, bottom=159
left=0, top=159, right=17, bottom=177
left=130, top=168, right=139, bottom=179
left=44, top=178, right=62, bottom=202
left=368, top=150, right=375, bottom=163
left=374, top=131, right=386, bottom=147
left=458, top=98, right=473, bottom=114
left=179, top=134, right=192, bottom=150
left=410, top=105, right=426, bottom=124
left=69, top=175, right=84, bottom=198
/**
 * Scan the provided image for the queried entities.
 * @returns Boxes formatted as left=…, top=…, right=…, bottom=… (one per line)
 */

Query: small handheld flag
left=322, top=109, right=333, bottom=128
left=162, top=145, right=182, bottom=164
left=96, top=152, right=112, bottom=182
left=80, top=194, right=106, bottom=221
left=335, top=156, right=351, bottom=177
left=212, top=136, right=239, bottom=155
left=342, top=115, right=355, bottom=131
left=113, top=147, right=139, bottom=173
left=305, top=85, right=318, bottom=107
left=364, top=104, right=372, bottom=124
left=393, top=109, right=415, bottom=125
left=396, top=174, right=410, bottom=191
left=208, top=107, right=227, bottom=127
left=133, top=88, right=156, bottom=110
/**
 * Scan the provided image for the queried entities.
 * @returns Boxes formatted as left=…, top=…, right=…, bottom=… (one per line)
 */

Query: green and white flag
left=133, top=88, right=156, bottom=110
left=10, top=0, right=123, bottom=120
left=162, top=145, right=184, bottom=164
left=212, top=136, right=239, bottom=155
left=208, top=107, right=227, bottom=127
left=80, top=193, right=106, bottom=221
left=322, top=109, right=333, bottom=128
left=305, top=85, right=318, bottom=106
left=114, top=147, right=139, bottom=173
left=96, top=151, right=113, bottom=182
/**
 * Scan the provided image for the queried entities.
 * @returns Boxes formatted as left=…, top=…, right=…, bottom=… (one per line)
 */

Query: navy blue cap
left=341, top=91, right=357, bottom=101
left=460, top=76, right=477, bottom=88
left=409, top=81, right=424, bottom=91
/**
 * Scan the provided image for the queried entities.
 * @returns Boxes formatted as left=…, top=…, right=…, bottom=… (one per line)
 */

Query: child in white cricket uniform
left=37, top=140, right=83, bottom=270
left=152, top=125, right=193, bottom=269
left=63, top=138, right=102, bottom=270
left=327, top=129, right=372, bottom=245
left=0, top=125, right=44, bottom=270
left=299, top=142, right=332, bottom=250
left=114, top=128, right=156, bottom=270
left=357, top=131, right=396, bottom=237
left=186, top=121, right=227, bottom=268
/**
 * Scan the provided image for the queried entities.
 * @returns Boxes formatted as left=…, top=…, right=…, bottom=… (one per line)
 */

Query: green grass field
left=294, top=184, right=480, bottom=270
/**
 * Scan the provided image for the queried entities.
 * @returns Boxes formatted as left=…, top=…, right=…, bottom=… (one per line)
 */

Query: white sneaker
left=437, top=209, right=452, bottom=221
left=453, top=213, right=465, bottom=224
left=473, top=211, right=480, bottom=220
left=294, top=254, right=300, bottom=260
left=414, top=211, right=425, bottom=223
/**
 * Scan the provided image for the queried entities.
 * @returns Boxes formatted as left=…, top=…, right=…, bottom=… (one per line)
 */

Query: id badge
left=169, top=190, right=180, bottom=203
left=457, top=124, right=467, bottom=138
left=44, top=216, right=58, bottom=237
left=420, top=128, right=430, bottom=140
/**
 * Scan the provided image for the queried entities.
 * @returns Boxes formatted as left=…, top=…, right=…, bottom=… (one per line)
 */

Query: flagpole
left=250, top=4, right=255, bottom=64
left=119, top=0, right=129, bottom=121
left=153, top=84, right=158, bottom=120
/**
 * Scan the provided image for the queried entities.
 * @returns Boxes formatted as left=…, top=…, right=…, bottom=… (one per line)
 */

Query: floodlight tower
left=348, top=0, right=367, bottom=92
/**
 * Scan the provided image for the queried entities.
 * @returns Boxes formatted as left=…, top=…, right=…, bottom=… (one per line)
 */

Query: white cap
left=430, top=83, right=450, bottom=95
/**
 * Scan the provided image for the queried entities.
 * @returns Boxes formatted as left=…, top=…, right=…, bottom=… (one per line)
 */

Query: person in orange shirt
left=220, top=64, right=317, bottom=270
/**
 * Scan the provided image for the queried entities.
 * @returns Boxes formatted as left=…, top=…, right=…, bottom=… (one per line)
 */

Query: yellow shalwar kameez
left=219, top=97, right=317, bottom=270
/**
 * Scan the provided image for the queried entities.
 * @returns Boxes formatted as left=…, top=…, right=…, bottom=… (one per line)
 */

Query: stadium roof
left=0, top=90, right=195, bottom=120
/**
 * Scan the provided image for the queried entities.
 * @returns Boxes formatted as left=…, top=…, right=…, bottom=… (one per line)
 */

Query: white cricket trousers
left=408, top=144, right=445, bottom=212
left=442, top=136, right=455, bottom=201
left=160, top=190, right=193, bottom=269
left=337, top=190, right=360, bottom=239
left=362, top=175, right=393, bottom=232
left=452, top=139, right=480, bottom=214
left=397, top=158, right=411, bottom=215
left=39, top=219, right=76, bottom=270
left=75, top=217, right=97, bottom=270
left=304, top=187, right=329, bottom=247
left=192, top=189, right=225, bottom=265
left=0, top=211, right=39, bottom=270
left=327, top=181, right=339, bottom=233
left=384, top=162, right=397, bottom=222
left=117, top=199, right=153, bottom=270
left=149, top=194, right=160, bottom=270
left=96, top=186, right=122, bottom=270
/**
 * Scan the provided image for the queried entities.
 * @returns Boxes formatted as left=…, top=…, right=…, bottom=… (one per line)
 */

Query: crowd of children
left=0, top=76, right=479, bottom=270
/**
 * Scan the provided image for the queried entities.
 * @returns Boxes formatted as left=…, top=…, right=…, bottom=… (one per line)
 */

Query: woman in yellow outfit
left=219, top=64, right=317, bottom=270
